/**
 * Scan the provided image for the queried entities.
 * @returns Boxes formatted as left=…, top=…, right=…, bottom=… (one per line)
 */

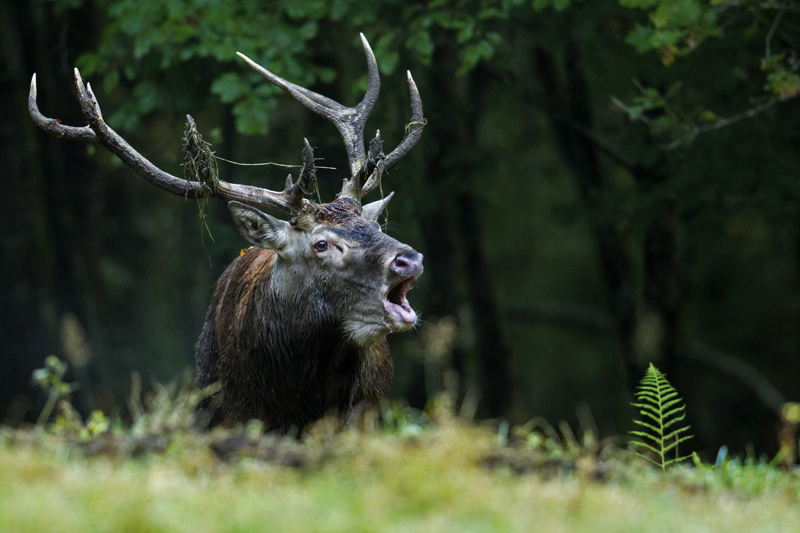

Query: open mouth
left=383, top=275, right=419, bottom=327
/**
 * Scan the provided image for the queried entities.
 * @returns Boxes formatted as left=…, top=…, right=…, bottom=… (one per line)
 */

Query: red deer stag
left=29, top=34, right=425, bottom=434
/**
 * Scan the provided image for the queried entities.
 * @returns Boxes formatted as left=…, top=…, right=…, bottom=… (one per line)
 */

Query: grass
left=7, top=360, right=800, bottom=531
left=1, top=413, right=799, bottom=533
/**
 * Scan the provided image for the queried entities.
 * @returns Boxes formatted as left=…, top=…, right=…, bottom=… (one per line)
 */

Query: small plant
left=630, top=363, right=693, bottom=471
left=32, top=356, right=111, bottom=441
left=32, top=355, right=78, bottom=426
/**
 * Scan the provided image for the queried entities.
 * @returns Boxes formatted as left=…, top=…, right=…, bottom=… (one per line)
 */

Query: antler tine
left=382, top=71, right=424, bottom=171
left=357, top=32, right=381, bottom=129
left=28, top=73, right=98, bottom=142
left=288, top=138, right=317, bottom=206
left=69, top=68, right=208, bottom=199
left=30, top=69, right=310, bottom=216
left=237, top=32, right=381, bottom=181
left=348, top=72, right=424, bottom=199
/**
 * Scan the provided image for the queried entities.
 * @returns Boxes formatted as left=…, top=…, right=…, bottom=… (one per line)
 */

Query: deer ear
left=361, top=191, right=394, bottom=223
left=229, top=201, right=291, bottom=250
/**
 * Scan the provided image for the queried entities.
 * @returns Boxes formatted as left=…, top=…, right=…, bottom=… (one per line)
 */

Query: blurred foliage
left=621, top=0, right=721, bottom=61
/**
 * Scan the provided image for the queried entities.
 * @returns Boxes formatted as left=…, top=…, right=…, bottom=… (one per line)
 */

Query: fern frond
left=629, top=363, right=694, bottom=472
left=664, top=454, right=694, bottom=468
left=663, top=425, right=691, bottom=441
left=632, top=419, right=661, bottom=435
left=661, top=398, right=683, bottom=411
left=662, top=413, right=688, bottom=430
left=633, top=403, right=661, bottom=418
left=629, top=431, right=662, bottom=448
left=632, top=451, right=663, bottom=467
left=662, top=407, right=687, bottom=423
left=663, top=434, right=693, bottom=454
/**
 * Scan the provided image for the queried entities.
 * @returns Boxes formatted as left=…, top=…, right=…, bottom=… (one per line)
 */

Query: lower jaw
left=343, top=309, right=416, bottom=347
left=385, top=317, right=416, bottom=333
left=383, top=302, right=417, bottom=327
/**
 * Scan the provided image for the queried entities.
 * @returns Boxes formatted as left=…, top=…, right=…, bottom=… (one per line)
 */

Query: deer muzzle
left=384, top=250, right=423, bottom=328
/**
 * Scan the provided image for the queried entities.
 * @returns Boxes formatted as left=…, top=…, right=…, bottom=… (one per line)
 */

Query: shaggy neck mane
left=207, top=247, right=380, bottom=433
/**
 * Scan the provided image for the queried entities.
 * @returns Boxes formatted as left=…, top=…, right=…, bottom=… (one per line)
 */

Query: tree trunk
left=532, top=39, right=680, bottom=391
left=0, top=2, right=103, bottom=421
left=411, top=44, right=514, bottom=417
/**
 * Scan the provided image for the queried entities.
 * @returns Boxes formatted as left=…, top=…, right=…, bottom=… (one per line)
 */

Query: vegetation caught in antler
left=630, top=363, right=693, bottom=471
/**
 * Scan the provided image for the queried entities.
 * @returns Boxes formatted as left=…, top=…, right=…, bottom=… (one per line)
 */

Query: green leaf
left=662, top=406, right=686, bottom=421
left=406, top=31, right=434, bottom=65
left=630, top=363, right=693, bottom=471
left=663, top=434, right=693, bottom=454
left=630, top=430, right=661, bottom=446
left=632, top=419, right=661, bottom=434
left=661, top=397, right=684, bottom=411
left=632, top=402, right=661, bottom=416
left=374, top=33, right=399, bottom=75
left=211, top=73, right=245, bottom=104
left=630, top=440, right=661, bottom=455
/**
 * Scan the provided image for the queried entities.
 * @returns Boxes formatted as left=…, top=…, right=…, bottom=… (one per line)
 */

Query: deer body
left=30, top=34, right=425, bottom=433
left=197, top=198, right=422, bottom=431
left=196, top=247, right=396, bottom=432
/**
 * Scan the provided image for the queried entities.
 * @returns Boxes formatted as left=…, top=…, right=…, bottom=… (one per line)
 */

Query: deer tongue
left=385, top=276, right=418, bottom=324
left=384, top=299, right=417, bottom=324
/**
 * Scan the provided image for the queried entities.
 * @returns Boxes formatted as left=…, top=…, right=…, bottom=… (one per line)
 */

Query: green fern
left=630, top=363, right=693, bottom=471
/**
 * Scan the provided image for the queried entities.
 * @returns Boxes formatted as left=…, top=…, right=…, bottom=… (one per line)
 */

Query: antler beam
left=28, top=70, right=310, bottom=216
left=29, top=35, right=424, bottom=212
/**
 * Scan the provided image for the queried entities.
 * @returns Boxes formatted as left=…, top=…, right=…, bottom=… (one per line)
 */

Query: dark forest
left=3, top=0, right=800, bottom=460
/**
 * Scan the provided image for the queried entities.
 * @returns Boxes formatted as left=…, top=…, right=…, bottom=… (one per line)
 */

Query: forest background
left=2, top=0, right=800, bottom=458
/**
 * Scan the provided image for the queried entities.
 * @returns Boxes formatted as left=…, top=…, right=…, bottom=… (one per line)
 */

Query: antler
left=28, top=35, right=422, bottom=212
left=237, top=33, right=424, bottom=201
left=28, top=71, right=313, bottom=216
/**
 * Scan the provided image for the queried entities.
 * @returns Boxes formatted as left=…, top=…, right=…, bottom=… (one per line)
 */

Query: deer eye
left=313, top=240, right=328, bottom=252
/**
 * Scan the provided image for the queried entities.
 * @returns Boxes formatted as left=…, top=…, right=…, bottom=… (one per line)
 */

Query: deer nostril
left=392, top=251, right=423, bottom=276
left=394, top=256, right=410, bottom=269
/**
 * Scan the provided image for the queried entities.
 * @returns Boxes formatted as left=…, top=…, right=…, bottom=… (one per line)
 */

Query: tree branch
left=683, top=342, right=787, bottom=415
